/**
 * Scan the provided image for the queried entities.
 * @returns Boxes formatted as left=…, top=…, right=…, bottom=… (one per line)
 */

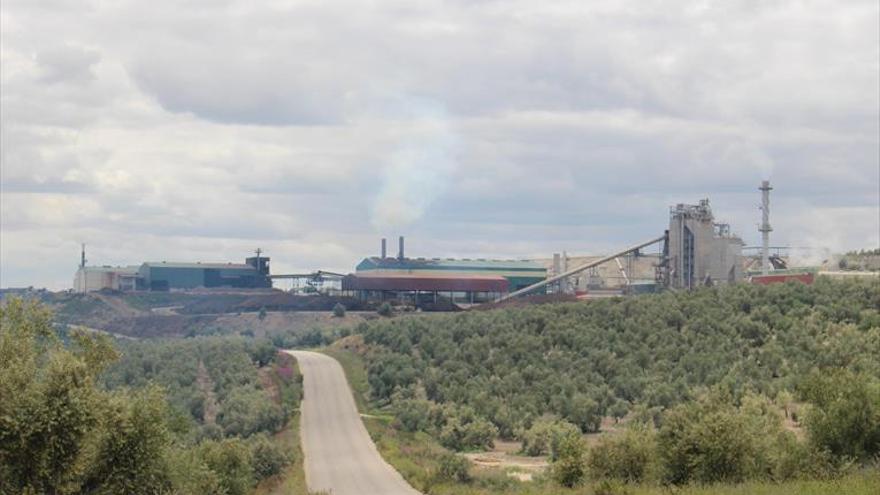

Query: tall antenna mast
left=759, top=181, right=773, bottom=276
left=81, top=243, right=87, bottom=269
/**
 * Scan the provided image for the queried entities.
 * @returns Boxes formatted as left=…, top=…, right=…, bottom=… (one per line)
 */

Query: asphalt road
left=287, top=350, right=422, bottom=495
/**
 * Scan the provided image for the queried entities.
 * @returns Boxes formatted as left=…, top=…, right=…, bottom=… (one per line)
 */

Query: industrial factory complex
left=74, top=182, right=863, bottom=305
left=341, top=237, right=547, bottom=304
left=74, top=253, right=272, bottom=293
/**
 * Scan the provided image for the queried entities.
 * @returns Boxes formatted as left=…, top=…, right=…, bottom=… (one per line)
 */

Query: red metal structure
left=342, top=274, right=509, bottom=293
left=750, top=272, right=815, bottom=285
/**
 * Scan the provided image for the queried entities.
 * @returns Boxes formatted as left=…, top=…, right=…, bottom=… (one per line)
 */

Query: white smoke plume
left=371, top=100, right=459, bottom=231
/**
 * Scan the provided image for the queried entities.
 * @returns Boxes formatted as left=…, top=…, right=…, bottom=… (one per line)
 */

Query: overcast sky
left=1, top=0, right=878, bottom=289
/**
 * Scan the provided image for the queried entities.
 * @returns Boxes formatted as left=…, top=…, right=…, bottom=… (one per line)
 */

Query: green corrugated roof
left=357, top=257, right=546, bottom=272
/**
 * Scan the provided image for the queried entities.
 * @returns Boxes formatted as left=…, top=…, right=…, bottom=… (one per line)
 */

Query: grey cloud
left=91, top=0, right=879, bottom=137
left=0, top=0, right=878, bottom=289
left=36, top=45, right=101, bottom=84
left=130, top=62, right=346, bottom=126
left=0, top=178, right=96, bottom=194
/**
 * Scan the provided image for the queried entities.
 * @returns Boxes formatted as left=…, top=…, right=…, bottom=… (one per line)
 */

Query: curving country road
left=286, top=350, right=422, bottom=495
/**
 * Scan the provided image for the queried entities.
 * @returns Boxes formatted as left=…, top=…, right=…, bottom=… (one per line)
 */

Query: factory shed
left=138, top=261, right=270, bottom=291
left=343, top=273, right=510, bottom=305
left=355, top=257, right=546, bottom=291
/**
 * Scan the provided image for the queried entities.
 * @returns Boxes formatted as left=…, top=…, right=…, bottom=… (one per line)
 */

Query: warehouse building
left=73, top=251, right=271, bottom=292
left=73, top=265, right=141, bottom=293
left=342, top=237, right=547, bottom=305
left=137, top=256, right=271, bottom=291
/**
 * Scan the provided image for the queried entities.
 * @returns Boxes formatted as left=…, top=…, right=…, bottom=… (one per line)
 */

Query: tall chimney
left=759, top=180, right=773, bottom=276
left=398, top=236, right=405, bottom=260
left=381, top=238, right=387, bottom=258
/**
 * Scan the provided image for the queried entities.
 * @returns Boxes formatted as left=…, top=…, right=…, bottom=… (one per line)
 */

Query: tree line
left=0, top=298, right=301, bottom=495
left=353, top=278, right=880, bottom=485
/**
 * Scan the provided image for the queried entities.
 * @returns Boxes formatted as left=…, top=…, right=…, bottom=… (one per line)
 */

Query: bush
left=198, top=438, right=254, bottom=495
left=377, top=302, right=393, bottom=317
left=393, top=398, right=434, bottom=433
left=434, top=453, right=471, bottom=483
left=217, top=388, right=285, bottom=437
left=587, top=424, right=658, bottom=482
left=437, top=405, right=498, bottom=451
left=519, top=416, right=581, bottom=459
left=295, top=328, right=327, bottom=348
left=248, top=339, right=276, bottom=367
left=799, top=369, right=880, bottom=462
left=0, top=299, right=126, bottom=495
left=551, top=434, right=586, bottom=487
left=249, top=434, right=290, bottom=480
left=332, top=303, right=346, bottom=318
left=83, top=386, right=172, bottom=495
left=657, top=391, right=784, bottom=484
left=770, top=429, right=838, bottom=481
left=165, top=447, right=223, bottom=495
left=439, top=416, right=497, bottom=451
left=567, top=393, right=604, bottom=433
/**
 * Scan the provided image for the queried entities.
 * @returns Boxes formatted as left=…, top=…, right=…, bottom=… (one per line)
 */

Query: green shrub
left=83, top=386, right=172, bottom=495
left=393, top=398, right=434, bottom=433
left=551, top=434, right=586, bottom=487
left=217, top=387, right=285, bottom=437
left=519, top=415, right=581, bottom=458
left=248, top=338, right=276, bottom=367
left=439, top=414, right=497, bottom=451
left=249, top=434, right=290, bottom=480
left=567, top=393, right=605, bottom=433
left=197, top=438, right=254, bottom=495
left=0, top=299, right=125, bottom=495
left=165, top=447, right=223, bottom=495
left=434, top=453, right=471, bottom=483
left=799, top=369, right=880, bottom=462
left=333, top=303, right=346, bottom=318
left=587, top=424, right=658, bottom=482
left=770, top=429, right=838, bottom=481
left=658, top=391, right=783, bottom=484
left=377, top=302, right=393, bottom=317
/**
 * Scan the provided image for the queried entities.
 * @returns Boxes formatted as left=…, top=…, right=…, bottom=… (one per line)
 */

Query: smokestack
left=81, top=243, right=86, bottom=269
left=398, top=236, right=405, bottom=260
left=381, top=238, right=387, bottom=258
left=759, top=180, right=773, bottom=276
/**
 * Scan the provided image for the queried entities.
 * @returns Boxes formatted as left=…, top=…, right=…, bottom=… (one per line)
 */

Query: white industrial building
left=73, top=266, right=140, bottom=293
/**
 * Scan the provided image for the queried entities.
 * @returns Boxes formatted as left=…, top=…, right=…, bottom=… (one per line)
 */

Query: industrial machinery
left=494, top=196, right=750, bottom=302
